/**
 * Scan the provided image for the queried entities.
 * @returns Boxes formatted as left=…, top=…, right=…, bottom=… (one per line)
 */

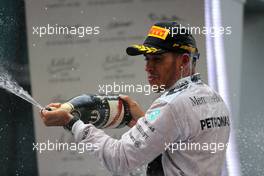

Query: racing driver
left=40, top=21, right=230, bottom=176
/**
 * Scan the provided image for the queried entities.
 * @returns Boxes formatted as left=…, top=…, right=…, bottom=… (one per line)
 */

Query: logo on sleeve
left=147, top=109, right=161, bottom=121
left=200, top=116, right=230, bottom=130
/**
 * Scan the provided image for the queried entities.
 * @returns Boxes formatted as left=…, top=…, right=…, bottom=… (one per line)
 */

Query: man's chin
left=148, top=81, right=168, bottom=93
left=148, top=82, right=158, bottom=87
left=148, top=82, right=161, bottom=91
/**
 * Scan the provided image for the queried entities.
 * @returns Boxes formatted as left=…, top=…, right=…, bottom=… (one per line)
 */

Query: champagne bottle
left=49, top=94, right=132, bottom=129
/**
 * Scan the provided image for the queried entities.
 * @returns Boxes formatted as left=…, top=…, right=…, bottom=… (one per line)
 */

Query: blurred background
left=0, top=0, right=263, bottom=175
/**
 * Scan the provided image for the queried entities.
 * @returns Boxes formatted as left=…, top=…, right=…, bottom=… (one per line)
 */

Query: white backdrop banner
left=25, top=0, right=206, bottom=175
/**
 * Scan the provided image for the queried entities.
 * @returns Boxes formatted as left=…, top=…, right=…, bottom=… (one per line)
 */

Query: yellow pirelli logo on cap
left=148, top=26, right=169, bottom=40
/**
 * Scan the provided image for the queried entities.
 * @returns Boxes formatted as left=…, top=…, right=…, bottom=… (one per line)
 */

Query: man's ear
left=181, top=53, right=190, bottom=66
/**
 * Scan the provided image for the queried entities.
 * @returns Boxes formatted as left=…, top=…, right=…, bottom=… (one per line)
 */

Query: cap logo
left=148, top=26, right=169, bottom=40
left=172, top=43, right=197, bottom=53
left=132, top=45, right=159, bottom=53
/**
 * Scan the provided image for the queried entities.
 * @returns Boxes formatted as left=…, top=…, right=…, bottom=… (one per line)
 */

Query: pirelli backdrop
left=25, top=0, right=206, bottom=175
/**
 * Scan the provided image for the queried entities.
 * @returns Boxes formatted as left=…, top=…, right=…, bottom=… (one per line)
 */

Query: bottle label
left=103, top=97, right=124, bottom=128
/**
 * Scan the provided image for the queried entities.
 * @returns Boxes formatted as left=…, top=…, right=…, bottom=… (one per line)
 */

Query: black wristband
left=63, top=116, right=80, bottom=132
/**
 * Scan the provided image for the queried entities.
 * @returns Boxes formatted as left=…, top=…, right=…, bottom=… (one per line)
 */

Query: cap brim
left=126, top=44, right=166, bottom=56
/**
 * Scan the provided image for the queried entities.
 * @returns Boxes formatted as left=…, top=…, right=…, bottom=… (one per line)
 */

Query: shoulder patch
left=146, top=109, right=161, bottom=121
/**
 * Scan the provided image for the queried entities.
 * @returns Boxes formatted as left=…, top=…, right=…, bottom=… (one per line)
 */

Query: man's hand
left=119, top=95, right=145, bottom=128
left=40, top=103, right=73, bottom=126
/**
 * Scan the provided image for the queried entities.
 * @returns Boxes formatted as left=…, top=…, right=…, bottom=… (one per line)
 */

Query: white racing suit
left=71, top=73, right=230, bottom=176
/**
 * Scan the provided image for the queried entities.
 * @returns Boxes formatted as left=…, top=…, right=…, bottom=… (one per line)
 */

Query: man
left=40, top=21, right=230, bottom=176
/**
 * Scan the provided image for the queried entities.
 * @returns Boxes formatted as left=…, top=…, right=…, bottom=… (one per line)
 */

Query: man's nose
left=145, top=60, right=154, bottom=72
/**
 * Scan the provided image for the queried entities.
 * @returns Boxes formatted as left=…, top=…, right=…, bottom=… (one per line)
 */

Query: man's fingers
left=119, top=94, right=145, bottom=125
left=119, top=94, right=136, bottom=106
left=119, top=94, right=130, bottom=102
left=47, top=103, right=61, bottom=108
left=39, top=108, right=72, bottom=126
left=40, top=108, right=46, bottom=116
left=40, top=109, right=50, bottom=116
left=41, top=108, right=64, bottom=116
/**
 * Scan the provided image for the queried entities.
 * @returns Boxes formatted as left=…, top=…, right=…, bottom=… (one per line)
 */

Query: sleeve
left=71, top=100, right=182, bottom=175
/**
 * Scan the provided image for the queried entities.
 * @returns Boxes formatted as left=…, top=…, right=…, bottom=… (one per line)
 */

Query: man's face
left=145, top=52, right=180, bottom=89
